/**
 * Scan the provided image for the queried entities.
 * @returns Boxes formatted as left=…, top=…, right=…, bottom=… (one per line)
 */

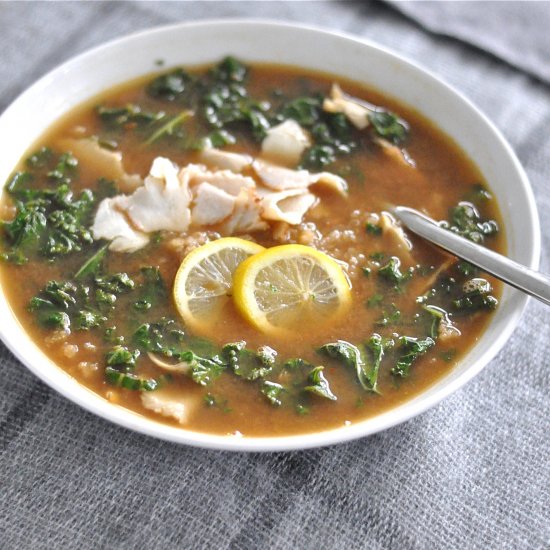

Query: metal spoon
left=392, top=206, right=550, bottom=306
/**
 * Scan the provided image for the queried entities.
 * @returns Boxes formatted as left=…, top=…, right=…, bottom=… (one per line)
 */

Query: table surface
left=1, top=2, right=548, bottom=549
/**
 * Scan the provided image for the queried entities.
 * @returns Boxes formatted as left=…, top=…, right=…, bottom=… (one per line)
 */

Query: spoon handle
left=393, top=206, right=550, bottom=306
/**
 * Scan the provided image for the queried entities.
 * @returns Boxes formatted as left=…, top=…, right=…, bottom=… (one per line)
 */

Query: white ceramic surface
left=0, top=20, right=540, bottom=451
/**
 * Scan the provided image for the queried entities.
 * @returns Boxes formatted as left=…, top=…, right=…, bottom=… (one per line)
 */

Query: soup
left=0, top=58, right=503, bottom=436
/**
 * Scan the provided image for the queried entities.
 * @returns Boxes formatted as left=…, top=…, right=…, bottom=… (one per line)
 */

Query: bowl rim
left=0, top=18, right=541, bottom=452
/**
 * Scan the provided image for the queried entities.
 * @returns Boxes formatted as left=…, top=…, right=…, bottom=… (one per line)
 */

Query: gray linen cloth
left=387, top=0, right=550, bottom=85
left=1, top=2, right=548, bottom=548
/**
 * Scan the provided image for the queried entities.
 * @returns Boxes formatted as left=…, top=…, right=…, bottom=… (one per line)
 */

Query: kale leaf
left=74, top=244, right=108, bottom=280
left=222, top=341, right=277, bottom=380
left=29, top=272, right=135, bottom=331
left=281, top=96, right=321, bottom=126
left=106, top=345, right=140, bottom=370
left=132, top=266, right=166, bottom=311
left=284, top=358, right=315, bottom=370
left=1, top=151, right=96, bottom=263
left=104, top=367, right=158, bottom=391
left=133, top=318, right=186, bottom=357
left=26, top=147, right=54, bottom=169
left=452, top=278, right=498, bottom=312
left=368, top=110, right=409, bottom=145
left=363, top=334, right=394, bottom=392
left=378, top=256, right=410, bottom=285
left=304, top=366, right=337, bottom=400
left=318, top=340, right=371, bottom=391
left=188, top=355, right=226, bottom=386
left=261, top=381, right=285, bottom=406
left=200, top=57, right=270, bottom=141
left=210, top=56, right=248, bottom=83
left=147, top=68, right=193, bottom=101
left=144, top=111, right=193, bottom=145
left=96, top=104, right=164, bottom=128
left=392, top=336, right=435, bottom=377
left=444, top=201, right=498, bottom=244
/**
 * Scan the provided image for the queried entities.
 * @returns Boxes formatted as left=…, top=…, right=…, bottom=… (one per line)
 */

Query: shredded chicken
left=147, top=352, right=192, bottom=374
left=261, top=189, right=317, bottom=225
left=127, top=157, right=191, bottom=233
left=379, top=212, right=415, bottom=266
left=92, top=148, right=349, bottom=250
left=374, top=138, right=416, bottom=168
left=200, top=148, right=253, bottom=173
left=323, top=83, right=371, bottom=130
left=439, top=322, right=461, bottom=341
left=253, top=159, right=347, bottom=196
left=187, top=165, right=256, bottom=196
left=261, top=119, right=311, bottom=166
left=141, top=390, right=191, bottom=425
left=91, top=196, right=149, bottom=252
left=221, top=188, right=268, bottom=234
left=91, top=157, right=191, bottom=251
left=192, top=182, right=236, bottom=225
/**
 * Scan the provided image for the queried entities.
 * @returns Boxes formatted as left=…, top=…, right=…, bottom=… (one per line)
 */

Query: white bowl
left=0, top=20, right=540, bottom=451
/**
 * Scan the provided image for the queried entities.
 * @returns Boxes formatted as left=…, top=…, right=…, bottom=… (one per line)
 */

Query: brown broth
left=0, top=63, right=504, bottom=436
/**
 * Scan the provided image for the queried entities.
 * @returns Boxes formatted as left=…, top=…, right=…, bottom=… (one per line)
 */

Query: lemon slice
left=173, top=237, right=265, bottom=332
left=233, top=244, right=351, bottom=336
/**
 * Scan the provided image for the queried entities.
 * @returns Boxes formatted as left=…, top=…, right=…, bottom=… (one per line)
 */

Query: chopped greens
left=189, top=355, right=226, bottom=386
left=29, top=272, right=134, bottom=331
left=304, top=366, right=337, bottom=400
left=203, top=393, right=232, bottom=412
left=92, top=57, right=410, bottom=171
left=74, top=244, right=108, bottom=280
left=222, top=342, right=276, bottom=380
left=26, top=147, right=54, bottom=169
left=285, top=358, right=314, bottom=370
left=200, top=129, right=236, bottom=149
left=144, top=110, right=193, bottom=145
left=133, top=318, right=185, bottom=357
left=378, top=256, right=409, bottom=285
left=105, top=367, right=158, bottom=391
left=443, top=201, right=499, bottom=244
left=106, top=345, right=140, bottom=369
left=261, top=381, right=285, bottom=406
left=74, top=309, right=105, bottom=331
left=2, top=185, right=94, bottom=261
left=1, top=150, right=97, bottom=263
left=366, top=222, right=382, bottom=236
left=363, top=334, right=394, bottom=392
left=201, top=57, right=270, bottom=140
left=423, top=304, right=450, bottom=340
left=318, top=340, right=369, bottom=391
left=368, top=110, right=409, bottom=145
left=147, top=68, right=192, bottom=101
left=392, top=336, right=435, bottom=377
left=210, top=56, right=248, bottom=83
left=375, top=304, right=401, bottom=327
left=452, top=278, right=498, bottom=312
left=457, top=261, right=479, bottom=277
left=97, top=104, right=164, bottom=128
left=132, top=266, right=166, bottom=311
left=281, top=96, right=321, bottom=126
